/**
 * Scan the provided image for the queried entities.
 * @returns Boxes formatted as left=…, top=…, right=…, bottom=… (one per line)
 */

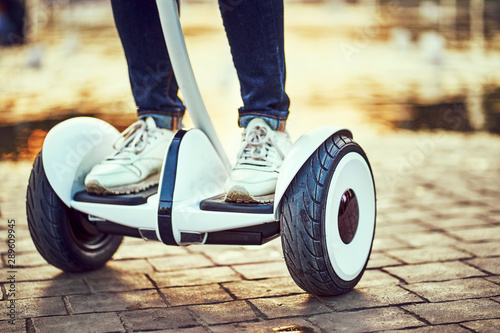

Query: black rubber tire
left=26, top=152, right=123, bottom=272
left=280, top=134, right=376, bottom=296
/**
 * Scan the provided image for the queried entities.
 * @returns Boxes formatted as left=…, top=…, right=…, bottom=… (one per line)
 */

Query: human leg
left=219, top=0, right=292, bottom=201
left=85, top=0, right=184, bottom=194
left=218, top=0, right=290, bottom=131
left=111, top=0, right=185, bottom=130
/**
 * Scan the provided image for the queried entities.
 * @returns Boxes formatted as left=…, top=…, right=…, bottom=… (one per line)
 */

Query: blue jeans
left=110, top=0, right=290, bottom=131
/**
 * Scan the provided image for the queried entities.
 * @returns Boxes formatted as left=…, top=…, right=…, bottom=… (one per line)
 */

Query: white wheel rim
left=324, top=152, right=376, bottom=281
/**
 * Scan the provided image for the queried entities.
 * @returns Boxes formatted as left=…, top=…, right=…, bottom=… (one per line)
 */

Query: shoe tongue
left=111, top=118, right=151, bottom=160
left=247, top=118, right=271, bottom=131
left=145, top=117, right=157, bottom=130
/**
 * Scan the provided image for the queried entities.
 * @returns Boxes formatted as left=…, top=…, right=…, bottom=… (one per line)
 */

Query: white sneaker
left=85, top=117, right=174, bottom=195
left=225, top=118, right=292, bottom=203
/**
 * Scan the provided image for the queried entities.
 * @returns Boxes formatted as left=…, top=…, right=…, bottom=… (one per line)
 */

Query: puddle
left=0, top=112, right=139, bottom=161
left=392, top=85, right=500, bottom=134
left=398, top=97, right=473, bottom=132
left=0, top=115, right=96, bottom=161
left=2, top=93, right=499, bottom=162
left=484, top=86, right=500, bottom=133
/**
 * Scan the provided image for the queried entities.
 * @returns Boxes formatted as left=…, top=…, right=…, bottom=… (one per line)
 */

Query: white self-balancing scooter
left=25, top=0, right=376, bottom=296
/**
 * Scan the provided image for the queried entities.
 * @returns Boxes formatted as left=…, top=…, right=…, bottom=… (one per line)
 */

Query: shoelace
left=109, top=119, right=158, bottom=160
left=236, top=124, right=285, bottom=168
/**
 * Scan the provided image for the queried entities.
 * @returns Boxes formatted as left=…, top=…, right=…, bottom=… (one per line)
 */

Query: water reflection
left=395, top=84, right=500, bottom=132
left=361, top=0, right=500, bottom=133
left=399, top=98, right=472, bottom=132
left=484, top=86, right=500, bottom=133
left=0, top=116, right=80, bottom=160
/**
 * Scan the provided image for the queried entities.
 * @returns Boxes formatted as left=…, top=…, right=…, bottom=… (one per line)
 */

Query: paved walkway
left=0, top=129, right=499, bottom=332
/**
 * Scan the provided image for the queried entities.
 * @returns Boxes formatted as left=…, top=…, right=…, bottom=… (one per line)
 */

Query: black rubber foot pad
left=200, top=193, right=273, bottom=214
left=74, top=186, right=158, bottom=206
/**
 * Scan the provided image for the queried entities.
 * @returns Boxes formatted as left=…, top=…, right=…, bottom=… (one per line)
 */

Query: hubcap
left=338, top=189, right=359, bottom=244
left=324, top=151, right=376, bottom=281
left=69, top=210, right=112, bottom=251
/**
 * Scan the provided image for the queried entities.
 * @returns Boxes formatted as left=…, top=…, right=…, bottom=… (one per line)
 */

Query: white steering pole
left=155, top=0, right=231, bottom=173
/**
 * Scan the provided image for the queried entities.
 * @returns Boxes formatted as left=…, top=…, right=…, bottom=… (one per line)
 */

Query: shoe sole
left=85, top=173, right=159, bottom=195
left=225, top=185, right=274, bottom=204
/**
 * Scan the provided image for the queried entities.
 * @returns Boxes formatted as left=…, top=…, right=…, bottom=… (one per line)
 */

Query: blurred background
left=0, top=0, right=499, bottom=161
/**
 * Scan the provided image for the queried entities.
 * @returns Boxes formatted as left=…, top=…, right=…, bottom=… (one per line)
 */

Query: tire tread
left=26, top=153, right=122, bottom=272
left=280, top=134, right=373, bottom=296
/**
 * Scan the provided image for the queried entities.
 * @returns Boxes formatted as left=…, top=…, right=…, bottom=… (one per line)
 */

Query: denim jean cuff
left=238, top=110, right=289, bottom=131
left=139, top=111, right=184, bottom=130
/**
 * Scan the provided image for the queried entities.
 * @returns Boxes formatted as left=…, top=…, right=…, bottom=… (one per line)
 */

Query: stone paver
left=249, top=294, right=330, bottom=319
left=355, top=269, right=401, bottom=288
left=203, top=247, right=284, bottom=266
left=148, top=254, right=214, bottom=272
left=384, top=261, right=486, bottom=284
left=447, top=226, right=500, bottom=242
left=231, top=261, right=290, bottom=280
left=320, top=285, right=424, bottom=311
left=68, top=289, right=166, bottom=313
left=161, top=284, right=234, bottom=306
left=308, top=307, right=425, bottom=332
left=0, top=297, right=67, bottom=321
left=85, top=273, right=155, bottom=293
left=12, top=265, right=68, bottom=281
left=31, top=312, right=124, bottom=332
left=210, top=318, right=319, bottom=333
left=403, top=299, right=500, bottom=325
left=121, top=308, right=198, bottom=331
left=113, top=241, right=190, bottom=260
left=388, top=324, right=471, bottom=332
left=366, top=252, right=403, bottom=268
left=13, top=279, right=89, bottom=299
left=1, top=251, right=47, bottom=268
left=371, top=236, right=409, bottom=252
left=221, top=277, right=304, bottom=300
left=375, top=222, right=430, bottom=236
left=150, top=266, right=241, bottom=288
left=1, top=2, right=500, bottom=332
left=386, top=246, right=472, bottom=264
left=487, top=276, right=500, bottom=285
left=189, top=300, right=258, bottom=325
left=456, top=241, right=500, bottom=257
left=0, top=319, right=26, bottom=333
left=422, top=216, right=489, bottom=230
left=103, top=258, right=155, bottom=273
left=461, top=319, right=500, bottom=333
left=403, top=278, right=500, bottom=302
left=158, top=328, right=208, bottom=333
left=400, top=232, right=460, bottom=248
left=467, top=258, right=500, bottom=275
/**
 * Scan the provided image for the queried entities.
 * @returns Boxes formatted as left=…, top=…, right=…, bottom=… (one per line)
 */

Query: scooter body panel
left=41, top=117, right=120, bottom=207
left=41, top=119, right=352, bottom=247
left=42, top=123, right=276, bottom=245
left=273, top=125, right=353, bottom=220
left=158, top=129, right=277, bottom=245
left=70, top=194, right=159, bottom=232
